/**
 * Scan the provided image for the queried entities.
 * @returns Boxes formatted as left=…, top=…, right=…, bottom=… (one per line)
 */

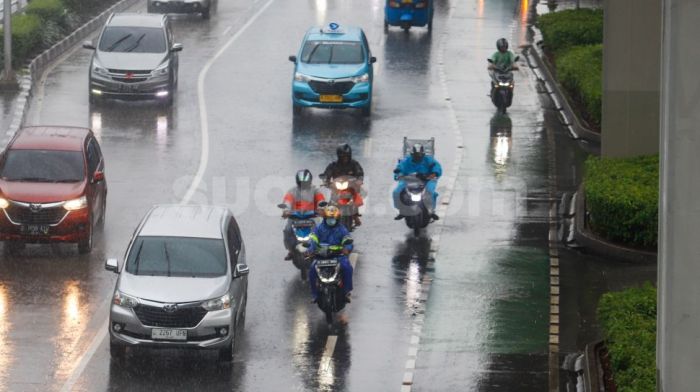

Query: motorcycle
left=278, top=204, right=317, bottom=280
left=320, top=174, right=361, bottom=231
left=308, top=241, right=353, bottom=325
left=487, top=56, right=519, bottom=114
left=396, top=173, right=434, bottom=235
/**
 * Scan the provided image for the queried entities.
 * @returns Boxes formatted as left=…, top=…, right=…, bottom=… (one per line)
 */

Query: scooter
left=487, top=56, right=519, bottom=114
left=321, top=174, right=361, bottom=231
left=396, top=173, right=434, bottom=235
left=308, top=241, right=353, bottom=325
left=278, top=204, right=317, bottom=280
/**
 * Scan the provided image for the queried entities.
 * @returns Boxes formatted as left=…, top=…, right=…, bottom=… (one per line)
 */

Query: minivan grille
left=134, top=304, right=208, bottom=328
left=5, top=204, right=67, bottom=225
left=309, top=80, right=355, bottom=95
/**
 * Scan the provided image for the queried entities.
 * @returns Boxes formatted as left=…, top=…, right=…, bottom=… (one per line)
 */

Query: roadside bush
left=0, top=14, right=43, bottom=67
left=598, top=283, right=656, bottom=392
left=557, top=44, right=602, bottom=127
left=62, top=0, right=119, bottom=18
left=537, top=8, right=604, bottom=54
left=584, top=155, right=658, bottom=248
left=26, top=0, right=67, bottom=28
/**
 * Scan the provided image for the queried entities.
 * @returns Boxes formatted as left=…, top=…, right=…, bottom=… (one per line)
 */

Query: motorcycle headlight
left=498, top=82, right=511, bottom=87
left=113, top=291, right=140, bottom=308
left=0, top=197, right=9, bottom=209
left=335, top=181, right=349, bottom=190
left=202, top=293, right=231, bottom=311
left=63, top=196, right=87, bottom=211
left=410, top=193, right=422, bottom=202
left=294, top=72, right=311, bottom=82
left=352, top=73, right=369, bottom=83
left=296, top=235, right=311, bottom=242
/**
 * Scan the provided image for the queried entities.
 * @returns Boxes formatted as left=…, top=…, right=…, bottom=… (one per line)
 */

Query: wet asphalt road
left=1, top=0, right=554, bottom=391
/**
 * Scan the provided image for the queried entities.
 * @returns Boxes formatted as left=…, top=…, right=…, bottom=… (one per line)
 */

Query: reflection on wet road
left=0, top=0, right=555, bottom=390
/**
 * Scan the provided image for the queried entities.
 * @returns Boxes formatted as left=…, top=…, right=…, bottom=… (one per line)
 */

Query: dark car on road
left=147, top=0, right=212, bottom=19
left=84, top=13, right=183, bottom=106
left=106, top=205, right=249, bottom=362
left=0, top=126, right=107, bottom=254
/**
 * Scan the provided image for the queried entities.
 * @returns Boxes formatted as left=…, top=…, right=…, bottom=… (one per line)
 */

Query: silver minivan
left=106, top=205, right=249, bottom=362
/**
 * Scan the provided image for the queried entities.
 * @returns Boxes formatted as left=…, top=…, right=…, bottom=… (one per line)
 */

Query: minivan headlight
left=64, top=196, right=87, bottom=211
left=113, top=291, right=140, bottom=308
left=0, top=197, right=9, bottom=209
left=152, top=63, right=170, bottom=77
left=92, top=59, right=109, bottom=76
left=352, top=73, right=369, bottom=83
left=294, top=72, right=310, bottom=82
left=202, top=294, right=231, bottom=311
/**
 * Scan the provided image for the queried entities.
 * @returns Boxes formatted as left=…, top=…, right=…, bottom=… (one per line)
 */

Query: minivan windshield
left=0, top=150, right=85, bottom=182
left=125, top=236, right=228, bottom=277
left=301, top=41, right=365, bottom=64
left=99, top=26, right=166, bottom=53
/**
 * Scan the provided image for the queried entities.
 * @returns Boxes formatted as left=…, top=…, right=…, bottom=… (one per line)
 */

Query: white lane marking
left=222, top=25, right=233, bottom=36
left=58, top=2, right=277, bottom=391
left=318, top=335, right=338, bottom=375
left=182, top=0, right=275, bottom=204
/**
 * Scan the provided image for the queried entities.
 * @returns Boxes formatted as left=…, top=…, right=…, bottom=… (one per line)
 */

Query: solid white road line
left=58, top=2, right=277, bottom=391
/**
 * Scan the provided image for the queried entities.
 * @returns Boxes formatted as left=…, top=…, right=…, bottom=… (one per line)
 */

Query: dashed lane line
left=58, top=1, right=277, bottom=391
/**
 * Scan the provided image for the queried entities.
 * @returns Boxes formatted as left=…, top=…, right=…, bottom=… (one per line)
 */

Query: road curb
left=524, top=25, right=601, bottom=146
left=2, top=0, right=141, bottom=149
left=573, top=184, right=657, bottom=264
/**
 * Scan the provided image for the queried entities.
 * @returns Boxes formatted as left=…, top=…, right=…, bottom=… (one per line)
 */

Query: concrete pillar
left=658, top=1, right=700, bottom=391
left=601, top=0, right=661, bottom=157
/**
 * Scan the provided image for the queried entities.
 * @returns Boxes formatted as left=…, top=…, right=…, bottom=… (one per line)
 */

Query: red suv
left=0, top=126, right=107, bottom=254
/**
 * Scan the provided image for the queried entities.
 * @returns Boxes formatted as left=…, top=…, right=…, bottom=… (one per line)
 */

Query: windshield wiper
left=306, top=44, right=322, bottom=63
left=163, top=242, right=172, bottom=277
left=133, top=240, right=145, bottom=275
left=124, top=33, right=146, bottom=53
left=11, top=177, right=57, bottom=182
left=105, top=33, right=133, bottom=52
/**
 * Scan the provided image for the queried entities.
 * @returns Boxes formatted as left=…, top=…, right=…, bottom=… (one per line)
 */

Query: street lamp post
left=1, top=0, right=18, bottom=90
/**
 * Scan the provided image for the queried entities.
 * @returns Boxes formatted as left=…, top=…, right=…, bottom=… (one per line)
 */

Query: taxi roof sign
left=321, top=22, right=345, bottom=34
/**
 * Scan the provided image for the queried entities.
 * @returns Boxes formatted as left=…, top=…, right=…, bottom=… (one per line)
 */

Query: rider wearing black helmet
left=321, top=144, right=365, bottom=226
left=488, top=38, right=519, bottom=93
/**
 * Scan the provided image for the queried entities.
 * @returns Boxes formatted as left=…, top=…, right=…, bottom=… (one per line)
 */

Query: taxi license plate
left=21, top=225, right=49, bottom=235
left=319, top=94, right=343, bottom=103
left=151, top=328, right=187, bottom=341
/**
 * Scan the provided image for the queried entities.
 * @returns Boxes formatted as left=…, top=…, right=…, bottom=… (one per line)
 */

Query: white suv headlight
left=64, top=196, right=87, bottom=211
left=352, top=73, right=370, bottom=83
left=152, top=63, right=170, bottom=77
left=92, top=59, right=109, bottom=76
left=113, top=291, right=140, bottom=308
left=294, top=72, right=311, bottom=82
left=202, top=293, right=231, bottom=311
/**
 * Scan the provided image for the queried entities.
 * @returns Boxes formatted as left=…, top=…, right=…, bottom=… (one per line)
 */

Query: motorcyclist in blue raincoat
left=308, top=206, right=354, bottom=302
left=393, top=143, right=443, bottom=220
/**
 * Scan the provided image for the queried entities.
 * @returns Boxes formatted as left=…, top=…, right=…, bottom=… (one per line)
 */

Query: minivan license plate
left=151, top=328, right=187, bottom=341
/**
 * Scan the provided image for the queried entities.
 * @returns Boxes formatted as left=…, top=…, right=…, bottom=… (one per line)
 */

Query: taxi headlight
left=64, top=196, right=87, bottom=211
left=202, top=294, right=231, bottom=311
left=0, top=197, right=9, bottom=209
left=294, top=72, right=311, bottom=82
left=113, top=291, right=140, bottom=308
left=352, top=73, right=370, bottom=83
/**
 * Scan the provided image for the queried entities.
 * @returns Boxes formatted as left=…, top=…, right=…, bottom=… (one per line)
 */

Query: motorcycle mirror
left=514, top=55, right=520, bottom=61
left=318, top=201, right=328, bottom=208
left=277, top=203, right=287, bottom=209
left=319, top=173, right=327, bottom=179
left=487, top=58, right=494, bottom=63
left=344, top=239, right=354, bottom=245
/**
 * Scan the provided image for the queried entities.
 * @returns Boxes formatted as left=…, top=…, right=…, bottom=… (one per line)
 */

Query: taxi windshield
left=301, top=41, right=365, bottom=64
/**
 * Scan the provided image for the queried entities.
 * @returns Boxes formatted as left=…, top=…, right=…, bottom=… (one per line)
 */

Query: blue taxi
left=288, top=23, right=376, bottom=117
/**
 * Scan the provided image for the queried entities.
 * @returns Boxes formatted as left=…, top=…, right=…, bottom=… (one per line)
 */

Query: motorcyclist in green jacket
left=488, top=38, right=519, bottom=94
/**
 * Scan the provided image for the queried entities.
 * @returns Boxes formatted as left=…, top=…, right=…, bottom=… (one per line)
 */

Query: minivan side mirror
left=83, top=41, right=96, bottom=50
left=171, top=43, right=183, bottom=52
left=105, top=258, right=119, bottom=273
left=288, top=55, right=297, bottom=63
left=235, top=264, right=250, bottom=277
left=370, top=56, right=377, bottom=64
left=93, top=171, right=105, bottom=183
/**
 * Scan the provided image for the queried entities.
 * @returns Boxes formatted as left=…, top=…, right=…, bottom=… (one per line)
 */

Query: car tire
left=110, top=340, right=126, bottom=361
left=89, top=92, right=100, bottom=107
left=384, top=20, right=388, bottom=33
left=361, top=103, right=371, bottom=117
left=292, top=103, right=303, bottom=116
left=98, top=196, right=107, bottom=230
left=78, top=221, right=93, bottom=254
left=202, top=6, right=210, bottom=19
